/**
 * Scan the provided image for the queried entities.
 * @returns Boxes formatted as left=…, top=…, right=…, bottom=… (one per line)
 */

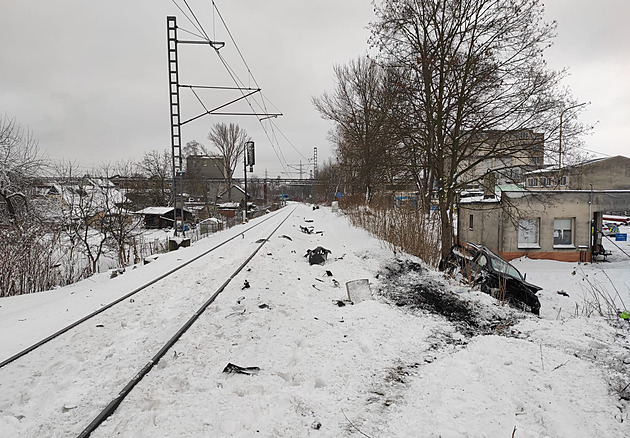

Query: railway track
left=0, top=208, right=284, bottom=370
left=0, top=206, right=296, bottom=437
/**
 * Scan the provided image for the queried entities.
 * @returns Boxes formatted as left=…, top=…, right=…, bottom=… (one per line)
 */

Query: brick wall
left=502, top=251, right=589, bottom=263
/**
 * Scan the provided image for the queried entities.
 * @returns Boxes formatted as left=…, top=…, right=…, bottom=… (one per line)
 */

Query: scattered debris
left=110, top=268, right=125, bottom=279
left=304, top=219, right=314, bottom=223
left=618, top=310, right=630, bottom=320
left=255, top=238, right=268, bottom=243
left=557, top=290, right=570, bottom=297
left=311, top=420, right=322, bottom=429
left=222, top=363, right=260, bottom=375
left=279, top=235, right=293, bottom=241
left=237, top=296, right=246, bottom=304
left=312, top=205, right=320, bottom=211
left=305, top=246, right=331, bottom=265
left=143, top=255, right=158, bottom=265
left=325, top=270, right=333, bottom=277
left=242, top=280, right=250, bottom=290
left=334, top=300, right=346, bottom=307
left=300, top=225, right=315, bottom=234
left=226, top=309, right=247, bottom=318
left=346, top=279, right=372, bottom=303
left=315, top=278, right=324, bottom=282
left=332, top=279, right=340, bottom=288
left=95, top=324, right=104, bottom=328
left=258, top=303, right=269, bottom=309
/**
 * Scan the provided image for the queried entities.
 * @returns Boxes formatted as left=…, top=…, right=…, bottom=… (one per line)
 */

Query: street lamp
left=558, top=101, right=588, bottom=186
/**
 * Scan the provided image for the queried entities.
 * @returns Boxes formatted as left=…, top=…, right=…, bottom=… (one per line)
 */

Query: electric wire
left=182, top=0, right=211, bottom=41
left=170, top=0, right=205, bottom=39
left=177, top=25, right=206, bottom=41
left=202, top=0, right=293, bottom=170
left=170, top=0, right=305, bottom=175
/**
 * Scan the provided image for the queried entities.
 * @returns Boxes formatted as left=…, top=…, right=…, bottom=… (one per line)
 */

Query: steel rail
left=0, top=208, right=285, bottom=370
left=77, top=205, right=297, bottom=437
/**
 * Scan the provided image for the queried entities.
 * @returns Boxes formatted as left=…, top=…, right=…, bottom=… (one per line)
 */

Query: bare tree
left=313, top=57, right=399, bottom=202
left=207, top=123, right=250, bottom=202
left=313, top=158, right=344, bottom=203
left=138, top=149, right=172, bottom=206
left=0, top=114, right=46, bottom=222
left=54, top=161, right=137, bottom=275
left=182, top=140, right=209, bottom=160
left=370, top=0, right=588, bottom=258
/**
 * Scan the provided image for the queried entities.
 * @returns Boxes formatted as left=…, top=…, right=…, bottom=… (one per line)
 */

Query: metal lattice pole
left=167, top=16, right=184, bottom=236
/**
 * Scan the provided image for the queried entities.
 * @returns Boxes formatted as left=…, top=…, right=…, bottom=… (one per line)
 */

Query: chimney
left=483, top=172, right=496, bottom=199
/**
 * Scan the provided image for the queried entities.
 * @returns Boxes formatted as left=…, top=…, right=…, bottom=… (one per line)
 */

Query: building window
left=559, top=176, right=567, bottom=186
left=516, top=130, right=530, bottom=139
left=541, top=177, right=552, bottom=187
left=469, top=214, right=474, bottom=230
left=518, top=218, right=540, bottom=248
left=554, top=218, right=573, bottom=247
left=527, top=178, right=538, bottom=187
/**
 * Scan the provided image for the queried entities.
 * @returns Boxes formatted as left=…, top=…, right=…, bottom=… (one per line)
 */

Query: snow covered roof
left=135, top=207, right=174, bottom=215
left=135, top=207, right=192, bottom=215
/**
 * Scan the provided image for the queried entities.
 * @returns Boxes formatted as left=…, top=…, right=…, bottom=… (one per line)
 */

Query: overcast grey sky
left=1, top=0, right=628, bottom=177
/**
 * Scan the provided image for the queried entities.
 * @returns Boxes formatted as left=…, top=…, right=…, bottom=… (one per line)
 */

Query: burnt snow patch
left=377, top=259, right=522, bottom=339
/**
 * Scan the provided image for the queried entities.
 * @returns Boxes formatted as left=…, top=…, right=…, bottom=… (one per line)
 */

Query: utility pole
left=243, top=141, right=255, bottom=222
left=167, top=16, right=184, bottom=236
left=165, top=15, right=279, bottom=237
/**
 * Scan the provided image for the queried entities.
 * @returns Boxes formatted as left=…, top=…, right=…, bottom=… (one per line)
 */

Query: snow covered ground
left=0, top=203, right=629, bottom=437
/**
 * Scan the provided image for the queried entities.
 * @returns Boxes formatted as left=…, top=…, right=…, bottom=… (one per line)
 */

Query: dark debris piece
left=305, top=246, right=331, bottom=265
left=242, top=280, right=250, bottom=290
left=325, top=270, right=333, bottom=276
left=279, top=235, right=293, bottom=241
left=255, top=238, right=268, bottom=243
left=222, top=362, right=261, bottom=375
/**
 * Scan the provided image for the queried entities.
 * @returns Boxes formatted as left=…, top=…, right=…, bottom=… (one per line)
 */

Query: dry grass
left=339, top=194, right=442, bottom=267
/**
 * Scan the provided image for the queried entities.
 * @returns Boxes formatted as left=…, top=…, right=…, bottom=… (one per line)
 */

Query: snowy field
left=0, top=203, right=629, bottom=437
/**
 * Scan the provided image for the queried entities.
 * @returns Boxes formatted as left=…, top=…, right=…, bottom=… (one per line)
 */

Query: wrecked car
left=440, top=242, right=542, bottom=315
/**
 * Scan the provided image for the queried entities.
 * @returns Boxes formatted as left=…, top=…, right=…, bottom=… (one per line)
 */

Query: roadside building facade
left=459, top=189, right=630, bottom=262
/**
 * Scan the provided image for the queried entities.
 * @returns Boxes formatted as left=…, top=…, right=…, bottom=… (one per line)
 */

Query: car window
left=477, top=254, right=488, bottom=267
left=487, top=254, right=523, bottom=280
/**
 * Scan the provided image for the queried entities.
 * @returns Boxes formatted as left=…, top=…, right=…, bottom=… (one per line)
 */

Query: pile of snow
left=0, top=203, right=628, bottom=437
